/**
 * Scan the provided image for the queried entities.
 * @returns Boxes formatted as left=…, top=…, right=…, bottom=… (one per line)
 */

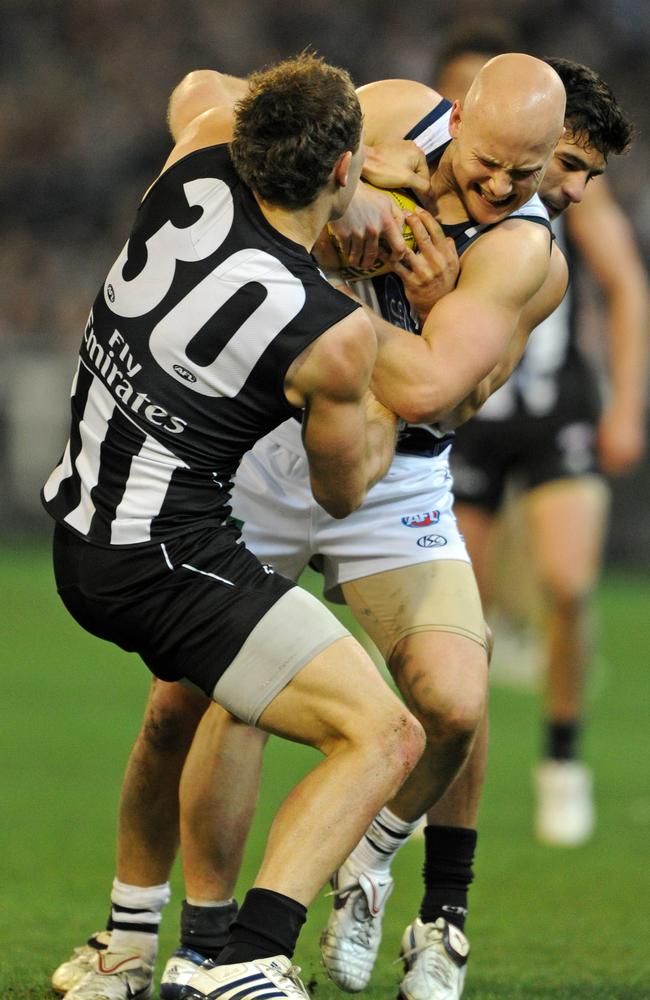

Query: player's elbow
left=168, top=70, right=231, bottom=139
left=314, top=488, right=364, bottom=520
left=394, top=387, right=447, bottom=426
left=311, top=470, right=367, bottom=518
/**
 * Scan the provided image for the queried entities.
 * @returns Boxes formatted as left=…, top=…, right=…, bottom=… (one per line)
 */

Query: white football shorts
left=231, top=418, right=470, bottom=601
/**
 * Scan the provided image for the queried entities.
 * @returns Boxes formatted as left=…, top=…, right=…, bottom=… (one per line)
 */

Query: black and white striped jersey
left=474, top=216, right=599, bottom=421
left=43, top=143, right=359, bottom=546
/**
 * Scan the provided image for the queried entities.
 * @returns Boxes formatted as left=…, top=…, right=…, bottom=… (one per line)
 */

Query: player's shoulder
left=357, top=79, right=446, bottom=142
left=162, top=107, right=235, bottom=175
left=320, top=303, right=376, bottom=361
left=286, top=302, right=374, bottom=408
left=471, top=200, right=553, bottom=263
left=298, top=305, right=376, bottom=398
left=547, top=239, right=569, bottom=296
left=465, top=216, right=550, bottom=267
left=460, top=207, right=556, bottom=301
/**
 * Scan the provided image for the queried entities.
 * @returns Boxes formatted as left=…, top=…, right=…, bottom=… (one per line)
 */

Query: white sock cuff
left=111, top=878, right=171, bottom=911
left=185, top=897, right=235, bottom=908
left=377, top=806, right=424, bottom=836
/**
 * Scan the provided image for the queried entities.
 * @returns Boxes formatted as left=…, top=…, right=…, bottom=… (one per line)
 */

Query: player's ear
left=333, top=149, right=353, bottom=188
left=448, top=100, right=463, bottom=139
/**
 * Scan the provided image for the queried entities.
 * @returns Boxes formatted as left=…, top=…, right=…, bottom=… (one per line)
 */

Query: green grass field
left=2, top=545, right=649, bottom=999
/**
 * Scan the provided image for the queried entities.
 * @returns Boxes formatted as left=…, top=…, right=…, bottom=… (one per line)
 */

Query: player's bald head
left=446, top=53, right=566, bottom=224
left=464, top=53, right=566, bottom=153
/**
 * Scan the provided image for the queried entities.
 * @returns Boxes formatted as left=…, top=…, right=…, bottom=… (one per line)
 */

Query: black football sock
left=180, top=899, right=239, bottom=960
left=545, top=720, right=580, bottom=761
left=214, top=888, right=307, bottom=965
left=420, top=824, right=477, bottom=932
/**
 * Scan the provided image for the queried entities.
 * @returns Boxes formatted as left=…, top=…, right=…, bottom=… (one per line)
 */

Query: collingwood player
left=42, top=52, right=427, bottom=1000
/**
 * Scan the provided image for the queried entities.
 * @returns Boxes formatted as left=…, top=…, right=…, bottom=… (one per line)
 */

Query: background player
left=42, top=52, right=426, bottom=1000
left=438, top=21, right=649, bottom=847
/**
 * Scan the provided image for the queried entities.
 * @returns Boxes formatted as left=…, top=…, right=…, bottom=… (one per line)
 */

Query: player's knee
left=378, top=707, right=426, bottom=789
left=140, top=684, right=208, bottom=754
left=349, top=703, right=425, bottom=789
left=541, top=569, right=594, bottom=612
left=416, top=686, right=484, bottom=757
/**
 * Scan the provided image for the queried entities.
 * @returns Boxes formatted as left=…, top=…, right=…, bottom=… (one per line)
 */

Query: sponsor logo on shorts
left=417, top=534, right=447, bottom=548
left=401, top=510, right=440, bottom=528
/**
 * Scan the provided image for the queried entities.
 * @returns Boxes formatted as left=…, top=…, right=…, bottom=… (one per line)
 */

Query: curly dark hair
left=545, top=57, right=634, bottom=159
left=230, top=51, right=362, bottom=210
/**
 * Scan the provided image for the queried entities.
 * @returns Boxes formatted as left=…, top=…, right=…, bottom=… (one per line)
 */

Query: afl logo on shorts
left=173, top=364, right=197, bottom=383
left=417, top=534, right=447, bottom=548
left=402, top=511, right=440, bottom=528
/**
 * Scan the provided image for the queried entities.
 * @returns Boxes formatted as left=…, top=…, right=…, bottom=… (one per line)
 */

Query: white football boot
left=534, top=759, right=595, bottom=846
left=399, top=918, right=469, bottom=1000
left=320, top=859, right=394, bottom=991
left=51, top=932, right=112, bottom=995
left=180, top=955, right=310, bottom=1000
left=160, top=947, right=214, bottom=1000
left=63, top=949, right=153, bottom=1000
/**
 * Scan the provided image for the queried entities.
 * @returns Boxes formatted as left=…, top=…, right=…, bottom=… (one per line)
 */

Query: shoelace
left=280, top=964, right=309, bottom=999
left=324, top=882, right=378, bottom=947
left=396, top=933, right=454, bottom=989
left=325, top=880, right=360, bottom=901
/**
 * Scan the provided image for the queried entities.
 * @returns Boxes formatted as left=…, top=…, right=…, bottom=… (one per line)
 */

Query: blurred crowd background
left=2, top=0, right=649, bottom=563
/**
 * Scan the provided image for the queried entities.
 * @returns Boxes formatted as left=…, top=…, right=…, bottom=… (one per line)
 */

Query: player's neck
left=431, top=146, right=471, bottom=225
left=254, top=194, right=327, bottom=253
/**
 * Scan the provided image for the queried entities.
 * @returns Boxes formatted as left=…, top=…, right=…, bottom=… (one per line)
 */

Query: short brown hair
left=545, top=57, right=634, bottom=159
left=230, top=51, right=362, bottom=209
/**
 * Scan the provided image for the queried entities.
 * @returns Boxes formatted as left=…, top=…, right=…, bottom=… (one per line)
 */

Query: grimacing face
left=538, top=130, right=606, bottom=219
left=448, top=102, right=554, bottom=225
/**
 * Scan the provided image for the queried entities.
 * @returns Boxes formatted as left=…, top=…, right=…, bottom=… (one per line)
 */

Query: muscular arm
left=566, top=177, right=650, bottom=474
left=167, top=70, right=249, bottom=141
left=439, top=242, right=569, bottom=428
left=358, top=79, right=448, bottom=145
left=366, top=219, right=554, bottom=423
left=285, top=311, right=397, bottom=518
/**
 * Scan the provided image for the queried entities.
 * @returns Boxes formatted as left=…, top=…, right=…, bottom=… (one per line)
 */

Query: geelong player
left=42, top=52, right=427, bottom=1000
left=437, top=25, right=649, bottom=848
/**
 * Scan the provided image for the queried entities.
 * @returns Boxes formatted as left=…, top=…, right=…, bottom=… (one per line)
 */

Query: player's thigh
left=258, top=634, right=416, bottom=758
left=342, top=560, right=488, bottom=727
left=452, top=502, right=498, bottom=598
left=524, top=476, right=610, bottom=597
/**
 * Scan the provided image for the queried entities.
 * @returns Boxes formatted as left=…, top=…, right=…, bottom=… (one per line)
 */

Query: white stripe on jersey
left=110, top=432, right=189, bottom=545
left=43, top=439, right=74, bottom=504
left=509, top=192, right=549, bottom=222
left=353, top=280, right=382, bottom=314
left=43, top=359, right=82, bottom=503
left=412, top=109, right=452, bottom=158
left=63, top=376, right=117, bottom=535
left=46, top=360, right=190, bottom=543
